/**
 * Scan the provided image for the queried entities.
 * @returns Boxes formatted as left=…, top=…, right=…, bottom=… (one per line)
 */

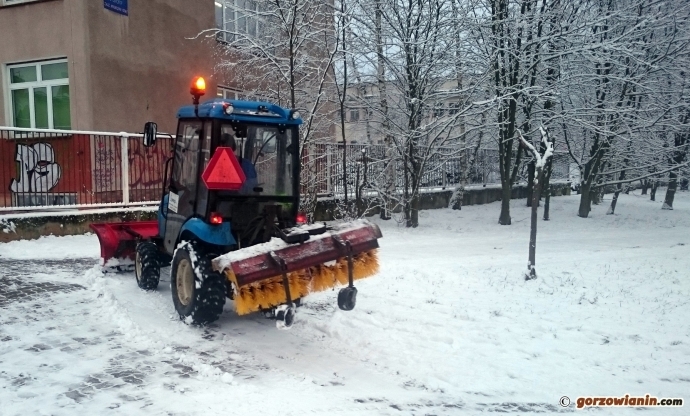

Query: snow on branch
left=517, top=126, right=554, bottom=170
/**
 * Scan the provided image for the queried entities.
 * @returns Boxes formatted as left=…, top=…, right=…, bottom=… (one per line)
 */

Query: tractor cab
left=146, top=79, right=305, bottom=255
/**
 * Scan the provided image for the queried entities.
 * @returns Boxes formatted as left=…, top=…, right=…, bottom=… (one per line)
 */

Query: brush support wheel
left=337, top=286, right=358, bottom=311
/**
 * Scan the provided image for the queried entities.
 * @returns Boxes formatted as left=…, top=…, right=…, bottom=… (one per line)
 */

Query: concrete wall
left=86, top=0, right=216, bottom=134
left=314, top=182, right=573, bottom=221
left=0, top=210, right=157, bottom=243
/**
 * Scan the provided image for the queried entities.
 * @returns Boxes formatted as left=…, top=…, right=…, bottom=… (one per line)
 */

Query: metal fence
left=1, top=127, right=570, bottom=212
left=0, top=127, right=171, bottom=212
left=306, top=142, right=571, bottom=196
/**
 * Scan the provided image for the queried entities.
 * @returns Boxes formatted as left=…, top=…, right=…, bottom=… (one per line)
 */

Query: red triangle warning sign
left=201, top=147, right=247, bottom=190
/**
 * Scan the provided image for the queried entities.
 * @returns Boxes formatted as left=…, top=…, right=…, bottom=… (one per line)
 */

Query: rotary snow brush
left=212, top=220, right=382, bottom=315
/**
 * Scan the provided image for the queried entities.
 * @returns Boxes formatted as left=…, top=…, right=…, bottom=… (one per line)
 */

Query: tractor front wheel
left=135, top=241, right=161, bottom=291
left=171, top=241, right=227, bottom=325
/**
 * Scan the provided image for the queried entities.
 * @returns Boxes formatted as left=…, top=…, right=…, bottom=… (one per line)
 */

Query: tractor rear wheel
left=171, top=241, right=227, bottom=325
left=135, top=241, right=161, bottom=291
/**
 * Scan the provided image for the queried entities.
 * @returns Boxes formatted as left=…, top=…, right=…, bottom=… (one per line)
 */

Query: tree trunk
left=607, top=159, right=627, bottom=215
left=607, top=187, right=621, bottom=215
left=543, top=185, right=551, bottom=220
left=650, top=181, right=659, bottom=201
left=409, top=193, right=419, bottom=228
left=526, top=168, right=543, bottom=280
left=591, top=187, right=602, bottom=205
left=541, top=146, right=554, bottom=219
left=355, top=163, right=361, bottom=216
left=662, top=171, right=677, bottom=210
left=526, top=161, right=535, bottom=207
left=375, top=0, right=393, bottom=221
left=498, top=184, right=512, bottom=225
left=578, top=182, right=592, bottom=218
left=641, top=179, right=649, bottom=195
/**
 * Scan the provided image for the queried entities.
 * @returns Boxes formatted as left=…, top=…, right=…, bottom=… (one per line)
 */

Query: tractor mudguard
left=179, top=217, right=236, bottom=247
left=158, top=194, right=169, bottom=237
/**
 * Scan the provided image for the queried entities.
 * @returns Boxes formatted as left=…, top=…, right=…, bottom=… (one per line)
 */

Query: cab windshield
left=219, top=123, right=295, bottom=197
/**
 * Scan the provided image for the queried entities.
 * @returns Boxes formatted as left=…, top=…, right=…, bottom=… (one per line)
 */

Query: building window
left=216, top=0, right=264, bottom=43
left=433, top=104, right=445, bottom=118
left=216, top=86, right=262, bottom=101
left=350, top=109, right=360, bottom=122
left=217, top=86, right=242, bottom=100
left=7, top=59, right=70, bottom=129
left=1, top=0, right=41, bottom=6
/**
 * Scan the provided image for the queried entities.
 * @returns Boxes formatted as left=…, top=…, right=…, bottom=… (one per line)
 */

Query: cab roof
left=177, top=98, right=303, bottom=125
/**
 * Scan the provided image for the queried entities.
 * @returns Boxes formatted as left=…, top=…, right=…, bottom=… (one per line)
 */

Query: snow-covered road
left=1, top=191, right=689, bottom=415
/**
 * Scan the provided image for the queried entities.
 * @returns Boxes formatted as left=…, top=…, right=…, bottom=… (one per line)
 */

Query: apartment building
left=337, top=79, right=465, bottom=145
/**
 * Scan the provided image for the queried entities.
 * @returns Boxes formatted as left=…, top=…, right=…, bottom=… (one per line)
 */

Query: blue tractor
left=91, top=77, right=382, bottom=328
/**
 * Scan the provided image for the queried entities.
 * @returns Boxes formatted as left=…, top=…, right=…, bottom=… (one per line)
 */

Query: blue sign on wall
left=104, top=0, right=128, bottom=16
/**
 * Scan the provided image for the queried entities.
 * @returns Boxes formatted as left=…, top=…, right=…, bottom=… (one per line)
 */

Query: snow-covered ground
left=0, top=190, right=688, bottom=415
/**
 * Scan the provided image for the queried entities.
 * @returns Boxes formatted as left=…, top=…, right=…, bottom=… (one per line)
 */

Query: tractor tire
left=171, top=241, right=227, bottom=325
left=135, top=241, right=161, bottom=291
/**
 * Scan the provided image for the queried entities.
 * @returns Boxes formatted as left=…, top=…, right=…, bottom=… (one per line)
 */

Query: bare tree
left=518, top=126, right=553, bottom=280
left=207, top=0, right=340, bottom=218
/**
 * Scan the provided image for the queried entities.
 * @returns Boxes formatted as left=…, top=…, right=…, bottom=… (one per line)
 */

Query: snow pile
left=0, top=233, right=100, bottom=260
left=1, top=218, right=16, bottom=234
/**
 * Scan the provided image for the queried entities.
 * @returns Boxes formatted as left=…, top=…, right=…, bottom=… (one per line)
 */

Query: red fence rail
left=0, top=127, right=171, bottom=212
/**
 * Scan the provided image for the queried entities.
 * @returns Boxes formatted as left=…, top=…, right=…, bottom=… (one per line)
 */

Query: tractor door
left=163, top=120, right=207, bottom=254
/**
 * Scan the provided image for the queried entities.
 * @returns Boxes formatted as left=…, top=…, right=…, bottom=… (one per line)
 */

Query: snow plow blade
left=212, top=220, right=382, bottom=315
left=90, top=221, right=159, bottom=267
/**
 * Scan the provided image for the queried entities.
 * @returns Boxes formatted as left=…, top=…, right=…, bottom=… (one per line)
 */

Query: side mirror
left=143, top=121, right=158, bottom=147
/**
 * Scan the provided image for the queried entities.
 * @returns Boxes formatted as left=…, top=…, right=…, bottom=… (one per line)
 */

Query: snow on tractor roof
left=177, top=98, right=303, bottom=125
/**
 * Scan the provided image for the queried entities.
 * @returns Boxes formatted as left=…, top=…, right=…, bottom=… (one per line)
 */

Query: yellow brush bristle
left=262, top=280, right=285, bottom=307
left=310, top=265, right=335, bottom=292
left=234, top=287, right=257, bottom=315
left=354, top=250, right=379, bottom=280
left=252, top=280, right=272, bottom=309
left=224, top=249, right=380, bottom=315
left=333, top=258, right=350, bottom=285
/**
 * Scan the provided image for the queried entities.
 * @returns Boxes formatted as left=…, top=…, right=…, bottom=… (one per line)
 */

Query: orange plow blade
left=212, top=220, right=382, bottom=315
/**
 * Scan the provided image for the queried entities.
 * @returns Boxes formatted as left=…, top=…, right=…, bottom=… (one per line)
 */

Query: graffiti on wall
left=91, top=137, right=169, bottom=194
left=9, top=143, right=62, bottom=193
left=127, top=139, right=169, bottom=189
left=93, top=138, right=117, bottom=190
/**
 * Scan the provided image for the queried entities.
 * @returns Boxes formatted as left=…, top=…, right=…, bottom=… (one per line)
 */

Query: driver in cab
left=220, top=130, right=258, bottom=194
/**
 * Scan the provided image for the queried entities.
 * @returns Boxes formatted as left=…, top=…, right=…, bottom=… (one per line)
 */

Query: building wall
left=0, top=0, right=91, bottom=129
left=86, top=0, right=216, bottom=134
left=1, top=0, right=218, bottom=134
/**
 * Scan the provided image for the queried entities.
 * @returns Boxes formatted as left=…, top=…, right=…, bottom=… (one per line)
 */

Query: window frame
left=6, top=58, right=70, bottom=129
left=1, top=0, right=42, bottom=6
left=217, top=86, right=243, bottom=100
left=216, top=0, right=266, bottom=43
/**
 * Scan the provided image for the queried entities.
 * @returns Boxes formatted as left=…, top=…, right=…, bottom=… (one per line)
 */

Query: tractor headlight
left=290, top=110, right=300, bottom=120
left=223, top=103, right=234, bottom=115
